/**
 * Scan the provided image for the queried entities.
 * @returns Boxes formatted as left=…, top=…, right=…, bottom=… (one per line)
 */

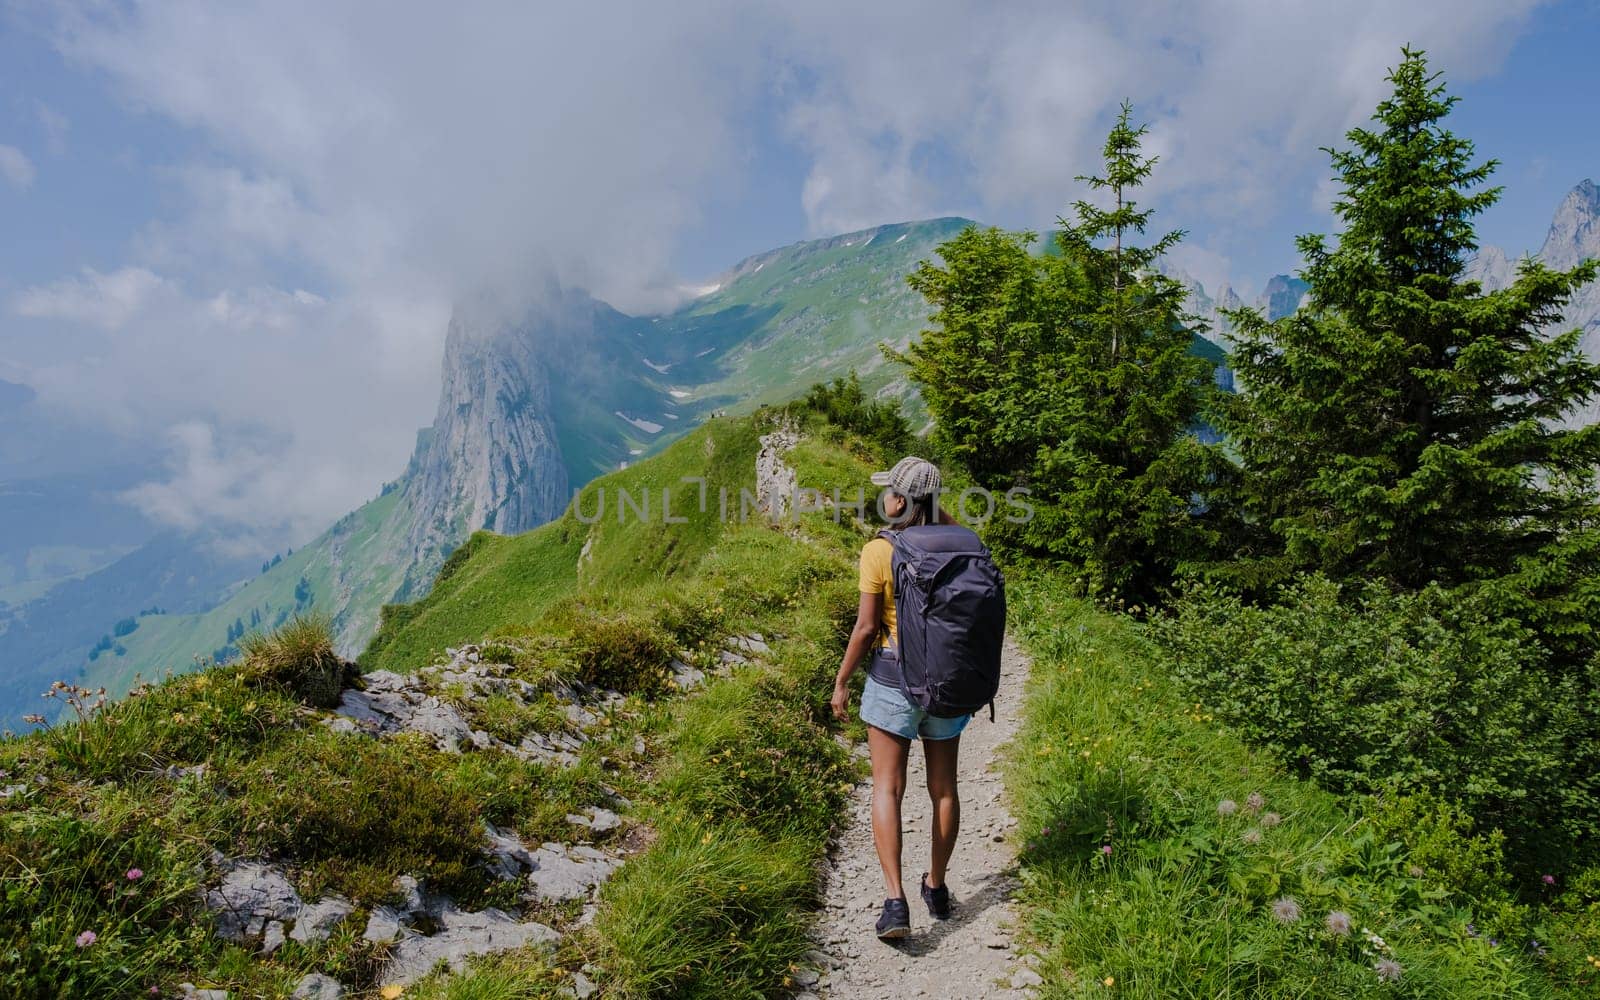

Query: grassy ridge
left=2, top=409, right=884, bottom=997
left=1005, top=574, right=1563, bottom=998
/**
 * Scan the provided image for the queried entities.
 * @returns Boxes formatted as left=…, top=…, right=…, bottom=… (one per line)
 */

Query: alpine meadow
left=2, top=22, right=1600, bottom=1000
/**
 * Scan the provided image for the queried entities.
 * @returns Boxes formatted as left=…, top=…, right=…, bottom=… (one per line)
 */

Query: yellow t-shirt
left=858, top=537, right=896, bottom=648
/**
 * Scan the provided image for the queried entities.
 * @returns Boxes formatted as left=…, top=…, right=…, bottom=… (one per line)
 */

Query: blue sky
left=0, top=0, right=1594, bottom=544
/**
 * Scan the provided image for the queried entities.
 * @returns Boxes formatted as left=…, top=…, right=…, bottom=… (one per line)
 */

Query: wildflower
left=1217, top=799, right=1237, bottom=817
left=126, top=868, right=143, bottom=881
left=1103, top=976, right=1114, bottom=987
left=1325, top=911, right=1352, bottom=937
left=21, top=714, right=45, bottom=725
left=1101, top=844, right=1112, bottom=856
left=1242, top=828, right=1262, bottom=846
left=381, top=987, right=406, bottom=1000
left=75, top=930, right=97, bottom=948
left=1541, top=874, right=1555, bottom=885
left=1042, top=826, right=1051, bottom=835
left=1270, top=896, right=1301, bottom=924
left=1373, top=959, right=1403, bottom=983
left=1260, top=812, right=1281, bottom=828
left=1244, top=791, right=1265, bottom=814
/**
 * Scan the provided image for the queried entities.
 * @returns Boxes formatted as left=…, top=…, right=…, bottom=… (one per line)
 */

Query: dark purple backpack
left=879, top=524, right=1006, bottom=720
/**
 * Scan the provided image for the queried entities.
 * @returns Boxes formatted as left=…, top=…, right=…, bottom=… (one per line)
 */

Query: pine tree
left=1223, top=48, right=1600, bottom=595
left=902, top=103, right=1224, bottom=600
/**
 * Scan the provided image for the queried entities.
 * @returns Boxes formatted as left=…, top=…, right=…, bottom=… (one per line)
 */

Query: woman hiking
left=830, top=455, right=988, bottom=940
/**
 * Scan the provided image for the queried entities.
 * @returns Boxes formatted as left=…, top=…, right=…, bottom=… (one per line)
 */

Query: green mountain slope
left=1, top=407, right=876, bottom=997
left=60, top=218, right=1231, bottom=711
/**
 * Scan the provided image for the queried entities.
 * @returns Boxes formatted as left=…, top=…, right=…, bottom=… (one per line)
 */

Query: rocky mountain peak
left=395, top=298, right=574, bottom=598
left=1538, top=178, right=1600, bottom=271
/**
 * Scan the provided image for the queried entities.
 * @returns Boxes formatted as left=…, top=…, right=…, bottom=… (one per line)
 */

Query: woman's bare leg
left=868, top=725, right=912, bottom=898
left=923, top=734, right=961, bottom=888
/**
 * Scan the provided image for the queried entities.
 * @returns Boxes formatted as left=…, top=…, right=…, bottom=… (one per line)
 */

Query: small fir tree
left=1222, top=48, right=1600, bottom=596
left=901, top=103, right=1224, bottom=601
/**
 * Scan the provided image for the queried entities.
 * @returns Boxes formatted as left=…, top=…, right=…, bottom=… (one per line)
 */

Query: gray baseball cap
left=870, top=455, right=942, bottom=498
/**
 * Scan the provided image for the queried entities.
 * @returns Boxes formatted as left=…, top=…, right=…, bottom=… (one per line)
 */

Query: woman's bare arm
left=831, top=591, right=882, bottom=720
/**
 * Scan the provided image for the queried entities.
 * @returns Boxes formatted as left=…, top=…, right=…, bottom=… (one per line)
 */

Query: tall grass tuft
left=238, top=613, right=349, bottom=708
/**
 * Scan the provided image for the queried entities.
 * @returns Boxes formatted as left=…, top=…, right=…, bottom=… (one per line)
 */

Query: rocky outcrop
left=395, top=299, right=573, bottom=602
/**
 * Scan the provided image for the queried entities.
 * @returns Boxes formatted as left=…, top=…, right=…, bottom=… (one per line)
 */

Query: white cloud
left=0, top=144, right=35, bottom=188
left=773, top=0, right=1542, bottom=245
left=14, top=268, right=446, bottom=546
left=13, top=268, right=174, bottom=330
left=7, top=0, right=1549, bottom=544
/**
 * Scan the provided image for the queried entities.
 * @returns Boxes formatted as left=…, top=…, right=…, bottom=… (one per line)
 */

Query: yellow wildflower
left=381, top=987, right=405, bottom=1000
left=1104, top=976, right=1115, bottom=987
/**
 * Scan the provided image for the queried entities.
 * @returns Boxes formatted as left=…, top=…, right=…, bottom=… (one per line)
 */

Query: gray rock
left=484, top=822, right=537, bottom=880
left=362, top=905, right=408, bottom=945
left=1011, top=968, right=1044, bottom=989
left=261, top=920, right=285, bottom=954
left=394, top=874, right=426, bottom=916
left=730, top=634, right=770, bottom=655
left=204, top=861, right=303, bottom=941
left=291, top=973, right=344, bottom=999
left=571, top=971, right=598, bottom=999
left=586, top=807, right=621, bottom=833
left=793, top=967, right=820, bottom=986
left=289, top=896, right=354, bottom=943
left=525, top=842, right=620, bottom=902
left=378, top=905, right=560, bottom=986
left=179, top=987, right=230, bottom=1000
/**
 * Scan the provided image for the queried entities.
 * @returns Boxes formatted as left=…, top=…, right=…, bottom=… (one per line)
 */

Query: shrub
left=798, top=370, right=912, bottom=459
left=1157, top=574, right=1600, bottom=875
left=238, top=614, right=349, bottom=708
left=561, top=610, right=674, bottom=695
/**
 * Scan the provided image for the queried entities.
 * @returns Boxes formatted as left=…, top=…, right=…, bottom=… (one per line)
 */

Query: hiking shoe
left=920, top=873, right=951, bottom=919
left=875, top=897, right=911, bottom=939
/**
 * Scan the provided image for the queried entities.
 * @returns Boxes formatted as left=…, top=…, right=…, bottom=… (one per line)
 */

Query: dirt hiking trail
left=800, top=638, right=1040, bottom=999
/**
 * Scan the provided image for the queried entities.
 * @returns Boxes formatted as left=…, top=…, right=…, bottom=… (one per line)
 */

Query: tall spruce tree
left=1223, top=48, right=1600, bottom=594
left=901, top=104, right=1224, bottom=601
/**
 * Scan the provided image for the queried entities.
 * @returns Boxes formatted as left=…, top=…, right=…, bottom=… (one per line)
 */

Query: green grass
left=0, top=409, right=897, bottom=998
left=1005, top=573, right=1566, bottom=998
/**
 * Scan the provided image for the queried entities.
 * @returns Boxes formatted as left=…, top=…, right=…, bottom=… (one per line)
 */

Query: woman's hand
left=830, top=678, right=850, bottom=722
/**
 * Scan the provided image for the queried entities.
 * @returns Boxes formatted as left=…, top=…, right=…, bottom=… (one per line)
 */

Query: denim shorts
left=860, top=674, right=972, bottom=741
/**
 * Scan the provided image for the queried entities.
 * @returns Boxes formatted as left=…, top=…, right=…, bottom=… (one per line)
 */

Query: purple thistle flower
left=75, top=930, right=97, bottom=948
left=126, top=868, right=143, bottom=881
left=1101, top=844, right=1112, bottom=856
left=1541, top=874, right=1555, bottom=885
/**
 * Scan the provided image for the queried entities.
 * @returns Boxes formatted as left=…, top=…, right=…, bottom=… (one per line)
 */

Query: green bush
left=238, top=613, right=349, bottom=708
left=798, top=370, right=912, bottom=459
left=1008, top=573, right=1556, bottom=997
left=1156, top=575, right=1600, bottom=875
left=559, top=609, right=674, bottom=696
